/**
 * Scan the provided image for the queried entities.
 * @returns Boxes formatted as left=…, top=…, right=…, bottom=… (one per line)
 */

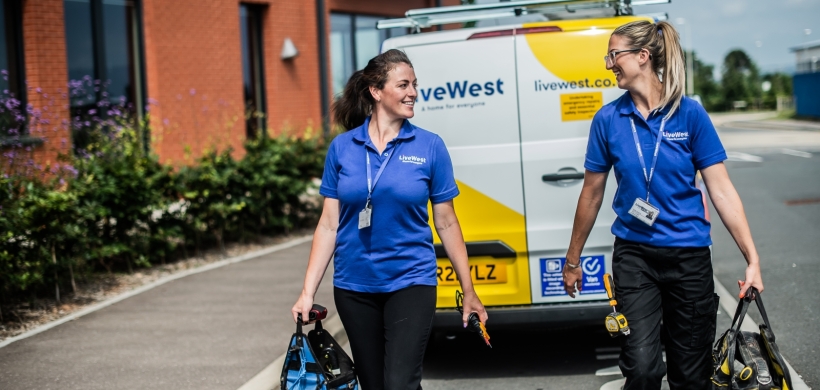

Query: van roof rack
left=376, top=0, right=670, bottom=31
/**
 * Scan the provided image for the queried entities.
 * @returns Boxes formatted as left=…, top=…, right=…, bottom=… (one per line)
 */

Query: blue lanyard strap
left=366, top=142, right=399, bottom=205
left=629, top=117, right=666, bottom=203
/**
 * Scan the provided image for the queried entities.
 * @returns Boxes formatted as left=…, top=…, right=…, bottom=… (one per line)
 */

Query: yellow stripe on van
left=522, top=16, right=651, bottom=83
left=428, top=180, right=531, bottom=308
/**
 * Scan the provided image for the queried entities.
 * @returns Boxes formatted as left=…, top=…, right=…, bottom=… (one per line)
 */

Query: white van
left=379, top=1, right=664, bottom=329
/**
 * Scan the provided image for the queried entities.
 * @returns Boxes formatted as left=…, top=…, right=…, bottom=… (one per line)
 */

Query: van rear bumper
left=432, top=300, right=611, bottom=330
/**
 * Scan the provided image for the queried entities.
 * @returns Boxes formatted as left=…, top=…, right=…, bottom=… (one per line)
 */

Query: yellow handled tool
left=603, top=273, right=630, bottom=337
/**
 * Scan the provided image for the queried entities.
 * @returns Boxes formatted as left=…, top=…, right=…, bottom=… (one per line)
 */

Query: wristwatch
left=565, top=260, right=580, bottom=269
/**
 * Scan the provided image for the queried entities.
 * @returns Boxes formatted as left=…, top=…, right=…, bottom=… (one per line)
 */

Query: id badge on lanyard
left=626, top=117, right=665, bottom=227
left=359, top=143, right=399, bottom=229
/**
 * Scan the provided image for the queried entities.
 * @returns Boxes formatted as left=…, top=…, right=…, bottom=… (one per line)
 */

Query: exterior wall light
left=281, top=37, right=299, bottom=60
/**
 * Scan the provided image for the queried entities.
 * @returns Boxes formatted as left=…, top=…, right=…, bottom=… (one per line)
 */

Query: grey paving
left=0, top=241, right=334, bottom=390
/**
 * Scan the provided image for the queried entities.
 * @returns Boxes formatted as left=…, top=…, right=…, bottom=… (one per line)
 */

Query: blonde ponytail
left=612, top=20, right=686, bottom=118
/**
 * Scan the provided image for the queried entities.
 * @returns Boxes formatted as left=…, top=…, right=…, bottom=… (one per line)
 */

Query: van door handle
left=542, top=172, right=584, bottom=182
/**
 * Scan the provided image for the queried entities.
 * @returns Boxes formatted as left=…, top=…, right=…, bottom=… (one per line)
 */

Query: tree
left=689, top=51, right=722, bottom=111
left=721, top=49, right=761, bottom=110
left=761, top=72, right=792, bottom=110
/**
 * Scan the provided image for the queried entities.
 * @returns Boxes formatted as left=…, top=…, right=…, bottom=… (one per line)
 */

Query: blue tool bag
left=280, top=312, right=358, bottom=390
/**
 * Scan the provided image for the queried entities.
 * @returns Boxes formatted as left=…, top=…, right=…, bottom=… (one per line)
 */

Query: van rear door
left=400, top=35, right=532, bottom=308
left=514, top=23, right=622, bottom=304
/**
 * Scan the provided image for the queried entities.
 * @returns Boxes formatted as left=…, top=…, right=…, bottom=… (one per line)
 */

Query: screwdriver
left=467, top=312, right=492, bottom=348
left=456, top=290, right=492, bottom=348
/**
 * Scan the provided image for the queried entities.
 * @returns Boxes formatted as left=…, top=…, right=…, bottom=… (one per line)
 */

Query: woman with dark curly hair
left=292, top=49, right=487, bottom=390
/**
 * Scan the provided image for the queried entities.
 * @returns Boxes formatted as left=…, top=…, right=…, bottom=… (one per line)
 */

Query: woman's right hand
left=563, top=256, right=584, bottom=298
left=291, top=292, right=315, bottom=324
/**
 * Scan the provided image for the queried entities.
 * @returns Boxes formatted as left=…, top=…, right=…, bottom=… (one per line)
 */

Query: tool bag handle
left=729, top=288, right=775, bottom=338
left=725, top=287, right=790, bottom=388
left=724, top=292, right=750, bottom=387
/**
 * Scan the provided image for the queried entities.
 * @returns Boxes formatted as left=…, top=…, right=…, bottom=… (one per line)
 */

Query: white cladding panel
left=401, top=37, right=525, bottom=214
left=514, top=32, right=621, bottom=303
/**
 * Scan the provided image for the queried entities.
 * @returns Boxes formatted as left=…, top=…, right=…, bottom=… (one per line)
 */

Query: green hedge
left=1, top=108, right=327, bottom=303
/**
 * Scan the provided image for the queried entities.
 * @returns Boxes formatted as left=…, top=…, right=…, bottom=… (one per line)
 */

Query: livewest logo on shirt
left=663, top=131, right=689, bottom=141
left=400, top=155, right=427, bottom=165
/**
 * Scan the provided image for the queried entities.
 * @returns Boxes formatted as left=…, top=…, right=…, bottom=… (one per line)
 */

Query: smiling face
left=606, top=34, right=649, bottom=90
left=370, top=63, right=417, bottom=120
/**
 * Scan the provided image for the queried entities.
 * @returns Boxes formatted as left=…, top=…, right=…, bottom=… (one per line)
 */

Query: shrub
left=0, top=78, right=327, bottom=305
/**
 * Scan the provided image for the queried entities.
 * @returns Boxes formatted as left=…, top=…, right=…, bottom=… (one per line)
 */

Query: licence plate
left=436, top=261, right=507, bottom=285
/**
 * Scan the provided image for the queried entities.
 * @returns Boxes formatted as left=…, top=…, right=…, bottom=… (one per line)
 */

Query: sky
left=473, top=0, right=820, bottom=76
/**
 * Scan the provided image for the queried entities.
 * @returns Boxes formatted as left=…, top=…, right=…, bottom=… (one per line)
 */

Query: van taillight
left=467, top=26, right=561, bottom=40
left=516, top=26, right=562, bottom=35
left=467, top=30, right=515, bottom=40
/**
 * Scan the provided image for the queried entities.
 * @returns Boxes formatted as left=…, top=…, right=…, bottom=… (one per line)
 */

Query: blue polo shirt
left=320, top=117, right=460, bottom=293
left=584, top=93, right=727, bottom=247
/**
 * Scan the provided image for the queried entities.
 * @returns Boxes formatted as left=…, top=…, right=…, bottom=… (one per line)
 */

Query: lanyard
left=365, top=142, right=399, bottom=206
left=629, top=117, right=665, bottom=203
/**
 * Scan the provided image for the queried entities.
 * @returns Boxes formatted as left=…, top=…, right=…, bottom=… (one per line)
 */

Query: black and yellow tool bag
left=711, top=288, right=793, bottom=390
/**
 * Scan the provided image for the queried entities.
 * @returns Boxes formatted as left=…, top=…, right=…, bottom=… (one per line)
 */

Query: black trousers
left=334, top=285, right=436, bottom=390
left=613, top=238, right=720, bottom=390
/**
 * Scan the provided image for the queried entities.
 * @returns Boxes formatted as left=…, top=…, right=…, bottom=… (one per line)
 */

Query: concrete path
left=0, top=237, right=332, bottom=390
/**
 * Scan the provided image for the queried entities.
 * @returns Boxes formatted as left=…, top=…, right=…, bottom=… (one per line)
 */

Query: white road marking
left=596, top=366, right=623, bottom=377
left=726, top=151, right=764, bottom=162
left=600, top=378, right=626, bottom=390
left=782, top=148, right=813, bottom=158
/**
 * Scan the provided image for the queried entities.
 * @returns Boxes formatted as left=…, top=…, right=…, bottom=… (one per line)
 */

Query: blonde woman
left=562, top=21, right=763, bottom=389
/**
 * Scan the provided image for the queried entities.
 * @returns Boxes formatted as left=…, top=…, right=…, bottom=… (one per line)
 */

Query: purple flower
left=1, top=70, right=7, bottom=75
left=88, top=109, right=96, bottom=115
left=189, top=88, right=196, bottom=96
left=36, top=87, right=42, bottom=93
left=163, top=118, right=170, bottom=126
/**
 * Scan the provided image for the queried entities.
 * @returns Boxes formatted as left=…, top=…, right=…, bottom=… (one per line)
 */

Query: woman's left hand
left=738, top=262, right=764, bottom=299
left=461, top=290, right=488, bottom=326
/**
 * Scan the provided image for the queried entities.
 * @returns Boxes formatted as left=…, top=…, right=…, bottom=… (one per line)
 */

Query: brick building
left=1, top=0, right=457, bottom=166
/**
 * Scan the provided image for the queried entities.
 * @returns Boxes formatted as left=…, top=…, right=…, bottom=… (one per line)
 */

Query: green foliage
left=0, top=119, right=326, bottom=302
left=687, top=48, right=792, bottom=112
left=761, top=72, right=793, bottom=110
left=721, top=49, right=762, bottom=110
left=690, top=51, right=723, bottom=112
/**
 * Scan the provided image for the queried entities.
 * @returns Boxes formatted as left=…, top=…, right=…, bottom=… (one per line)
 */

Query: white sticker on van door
left=539, top=255, right=606, bottom=296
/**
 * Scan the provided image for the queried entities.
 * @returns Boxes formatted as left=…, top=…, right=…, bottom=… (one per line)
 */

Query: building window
left=64, top=0, right=144, bottom=119
left=1, top=0, right=26, bottom=137
left=330, top=13, right=407, bottom=95
left=240, top=4, right=267, bottom=138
